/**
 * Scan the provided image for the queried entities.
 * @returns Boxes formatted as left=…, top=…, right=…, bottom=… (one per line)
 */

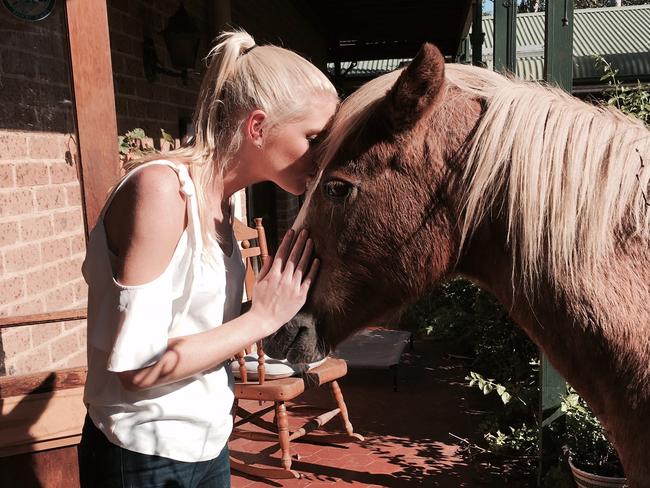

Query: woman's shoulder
left=127, top=161, right=187, bottom=201
left=120, top=162, right=188, bottom=223
left=104, top=162, right=188, bottom=273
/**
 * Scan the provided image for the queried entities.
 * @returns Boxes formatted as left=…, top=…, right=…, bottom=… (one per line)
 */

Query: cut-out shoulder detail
left=104, top=162, right=189, bottom=287
left=106, top=221, right=189, bottom=290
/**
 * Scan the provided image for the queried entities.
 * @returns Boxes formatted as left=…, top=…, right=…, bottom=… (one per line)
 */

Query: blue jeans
left=78, top=414, right=231, bottom=488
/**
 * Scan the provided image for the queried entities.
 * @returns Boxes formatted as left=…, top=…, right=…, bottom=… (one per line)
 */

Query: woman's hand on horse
left=249, top=229, right=319, bottom=334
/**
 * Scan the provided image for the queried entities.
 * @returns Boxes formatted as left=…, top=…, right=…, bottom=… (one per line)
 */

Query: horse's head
left=264, top=44, right=483, bottom=363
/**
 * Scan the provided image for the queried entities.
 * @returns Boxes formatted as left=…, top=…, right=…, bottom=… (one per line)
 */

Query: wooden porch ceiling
left=293, top=0, right=475, bottom=61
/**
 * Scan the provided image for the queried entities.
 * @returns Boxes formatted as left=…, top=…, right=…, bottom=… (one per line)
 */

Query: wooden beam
left=538, top=2, right=573, bottom=480
left=65, top=0, right=121, bottom=234
left=0, top=309, right=87, bottom=330
left=0, top=367, right=87, bottom=399
left=331, top=40, right=458, bottom=62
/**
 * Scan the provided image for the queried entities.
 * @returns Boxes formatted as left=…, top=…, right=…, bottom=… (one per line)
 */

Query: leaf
left=161, top=128, right=175, bottom=144
left=129, top=128, right=146, bottom=139
left=566, top=393, right=579, bottom=407
left=500, top=392, right=512, bottom=404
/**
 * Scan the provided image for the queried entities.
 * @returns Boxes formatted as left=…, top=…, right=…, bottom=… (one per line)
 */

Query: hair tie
left=242, top=44, right=257, bottom=55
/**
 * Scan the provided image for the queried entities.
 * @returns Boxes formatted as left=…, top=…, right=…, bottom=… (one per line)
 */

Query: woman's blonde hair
left=130, top=29, right=337, bottom=250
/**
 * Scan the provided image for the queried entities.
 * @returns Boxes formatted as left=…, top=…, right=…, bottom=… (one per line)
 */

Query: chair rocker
left=229, top=217, right=364, bottom=480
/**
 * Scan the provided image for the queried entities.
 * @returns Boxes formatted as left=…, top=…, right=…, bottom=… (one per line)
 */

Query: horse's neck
left=459, top=226, right=650, bottom=481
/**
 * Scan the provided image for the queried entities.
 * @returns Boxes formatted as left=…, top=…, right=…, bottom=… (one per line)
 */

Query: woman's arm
left=104, top=165, right=318, bottom=391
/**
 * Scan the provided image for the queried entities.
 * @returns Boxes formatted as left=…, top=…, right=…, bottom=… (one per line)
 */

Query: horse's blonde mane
left=313, top=63, right=650, bottom=290
left=447, top=64, right=650, bottom=289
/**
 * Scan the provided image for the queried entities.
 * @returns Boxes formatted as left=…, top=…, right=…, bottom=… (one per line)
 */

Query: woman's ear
left=245, top=109, right=268, bottom=148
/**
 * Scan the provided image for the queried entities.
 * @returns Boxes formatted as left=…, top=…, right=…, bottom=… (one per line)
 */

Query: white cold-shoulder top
left=82, top=160, right=245, bottom=462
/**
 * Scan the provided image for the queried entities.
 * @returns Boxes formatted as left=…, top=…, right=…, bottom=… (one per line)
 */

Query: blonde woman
left=78, top=30, right=338, bottom=488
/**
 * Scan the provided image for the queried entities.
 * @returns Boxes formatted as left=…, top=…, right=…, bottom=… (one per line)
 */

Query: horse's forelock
left=292, top=70, right=403, bottom=232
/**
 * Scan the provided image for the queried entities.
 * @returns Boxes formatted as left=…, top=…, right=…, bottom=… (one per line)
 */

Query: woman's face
left=262, top=96, right=337, bottom=195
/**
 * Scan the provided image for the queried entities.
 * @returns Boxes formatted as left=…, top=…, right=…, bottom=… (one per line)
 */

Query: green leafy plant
left=595, top=55, right=650, bottom=126
left=118, top=128, right=177, bottom=164
left=483, top=423, right=538, bottom=456
left=560, top=391, right=624, bottom=477
left=467, top=371, right=514, bottom=405
left=466, top=369, right=540, bottom=462
left=402, top=280, right=540, bottom=479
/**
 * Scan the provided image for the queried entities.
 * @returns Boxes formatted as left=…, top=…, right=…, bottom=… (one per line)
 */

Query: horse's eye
left=323, top=179, right=354, bottom=202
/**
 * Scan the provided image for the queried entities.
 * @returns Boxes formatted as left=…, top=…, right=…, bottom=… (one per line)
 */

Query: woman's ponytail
left=194, top=30, right=256, bottom=169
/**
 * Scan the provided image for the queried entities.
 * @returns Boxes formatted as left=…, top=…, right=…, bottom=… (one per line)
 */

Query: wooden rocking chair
left=229, top=217, right=364, bottom=479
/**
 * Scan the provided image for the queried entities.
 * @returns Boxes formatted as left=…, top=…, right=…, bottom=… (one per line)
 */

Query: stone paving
left=229, top=338, right=533, bottom=487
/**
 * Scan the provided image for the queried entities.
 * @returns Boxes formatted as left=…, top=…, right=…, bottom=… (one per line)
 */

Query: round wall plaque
left=2, top=0, right=56, bottom=22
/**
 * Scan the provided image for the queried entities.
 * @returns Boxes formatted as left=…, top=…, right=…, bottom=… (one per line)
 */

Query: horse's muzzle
left=262, top=312, right=330, bottom=364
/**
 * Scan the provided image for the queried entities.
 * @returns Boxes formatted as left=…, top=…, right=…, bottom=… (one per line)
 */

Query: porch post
left=66, top=0, right=120, bottom=233
left=541, top=0, right=573, bottom=413
left=470, top=0, right=484, bottom=66
left=544, top=0, right=574, bottom=91
left=493, top=0, right=517, bottom=73
left=539, top=0, right=573, bottom=483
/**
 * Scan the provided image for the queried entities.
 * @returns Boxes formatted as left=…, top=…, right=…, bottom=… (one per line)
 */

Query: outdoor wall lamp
left=143, top=2, right=201, bottom=84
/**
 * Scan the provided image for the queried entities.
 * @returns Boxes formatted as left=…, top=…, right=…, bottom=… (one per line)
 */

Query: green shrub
left=561, top=392, right=624, bottom=476
left=595, top=55, right=650, bottom=126
left=403, top=279, right=540, bottom=473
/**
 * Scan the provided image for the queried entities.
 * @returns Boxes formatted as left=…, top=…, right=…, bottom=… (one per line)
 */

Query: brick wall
left=0, top=5, right=87, bottom=376
left=107, top=0, right=328, bottom=143
left=0, top=131, right=87, bottom=376
left=0, top=6, right=74, bottom=134
left=107, top=0, right=209, bottom=141
left=1, top=320, right=87, bottom=376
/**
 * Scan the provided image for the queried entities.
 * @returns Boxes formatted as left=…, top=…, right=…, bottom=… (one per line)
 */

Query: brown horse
left=264, top=44, right=650, bottom=484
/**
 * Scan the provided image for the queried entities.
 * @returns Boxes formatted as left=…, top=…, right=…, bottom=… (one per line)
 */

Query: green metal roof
left=327, top=58, right=411, bottom=78
left=479, top=5, right=650, bottom=83
left=327, top=5, right=650, bottom=85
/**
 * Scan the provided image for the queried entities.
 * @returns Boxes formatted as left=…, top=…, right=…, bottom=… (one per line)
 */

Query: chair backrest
left=233, top=217, right=269, bottom=384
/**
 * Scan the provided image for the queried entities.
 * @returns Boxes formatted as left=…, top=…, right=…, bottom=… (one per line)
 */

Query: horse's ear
left=385, top=43, right=446, bottom=132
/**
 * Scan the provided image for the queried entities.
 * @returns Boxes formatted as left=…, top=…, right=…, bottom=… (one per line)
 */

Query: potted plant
left=560, top=391, right=627, bottom=487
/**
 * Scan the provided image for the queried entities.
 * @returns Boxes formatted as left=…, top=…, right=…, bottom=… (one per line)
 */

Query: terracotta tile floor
left=229, top=338, right=533, bottom=487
